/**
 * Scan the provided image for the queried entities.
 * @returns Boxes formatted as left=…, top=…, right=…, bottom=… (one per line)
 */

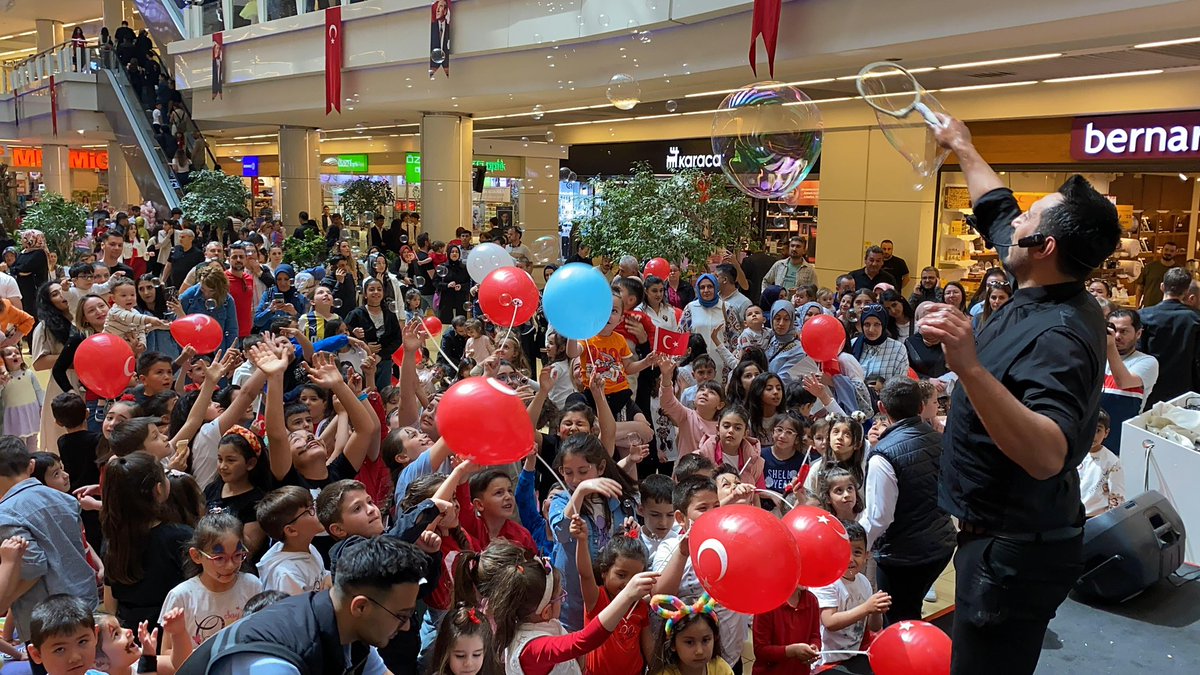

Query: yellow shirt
left=654, top=660, right=735, bottom=675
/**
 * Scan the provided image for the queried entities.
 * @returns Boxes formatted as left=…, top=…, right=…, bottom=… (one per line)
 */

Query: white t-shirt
left=1102, top=350, right=1159, bottom=413
left=1079, top=448, right=1126, bottom=518
left=812, top=573, right=874, bottom=665
left=192, top=419, right=223, bottom=491
left=232, top=362, right=263, bottom=421
left=650, top=535, right=747, bottom=667
left=159, top=574, right=264, bottom=646
left=257, top=542, right=329, bottom=596
left=0, top=273, right=20, bottom=301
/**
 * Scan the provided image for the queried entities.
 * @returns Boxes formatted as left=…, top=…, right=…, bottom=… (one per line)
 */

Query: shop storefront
left=0, top=145, right=111, bottom=206
left=933, top=113, right=1200, bottom=303
left=565, top=138, right=821, bottom=257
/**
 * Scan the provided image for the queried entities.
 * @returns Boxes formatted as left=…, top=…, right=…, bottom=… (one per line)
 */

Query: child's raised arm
left=247, top=339, right=294, bottom=481
left=570, top=515, right=599, bottom=612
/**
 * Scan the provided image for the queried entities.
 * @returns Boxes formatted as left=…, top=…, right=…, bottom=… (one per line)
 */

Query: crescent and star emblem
left=328, top=25, right=338, bottom=44
left=696, top=539, right=730, bottom=581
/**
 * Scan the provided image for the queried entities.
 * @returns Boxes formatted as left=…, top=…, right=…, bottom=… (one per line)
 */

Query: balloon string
left=820, top=650, right=869, bottom=657
left=421, top=322, right=453, bottom=368
left=497, top=302, right=520, bottom=353
left=755, top=489, right=795, bottom=509
left=535, top=452, right=569, bottom=493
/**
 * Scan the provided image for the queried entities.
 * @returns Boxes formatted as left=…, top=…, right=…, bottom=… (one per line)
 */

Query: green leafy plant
left=0, top=164, right=20, bottom=235
left=179, top=169, right=251, bottom=225
left=337, top=178, right=395, bottom=224
left=576, top=163, right=754, bottom=268
left=283, top=227, right=328, bottom=270
left=20, top=192, right=87, bottom=261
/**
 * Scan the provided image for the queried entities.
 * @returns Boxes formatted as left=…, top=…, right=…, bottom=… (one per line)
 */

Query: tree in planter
left=179, top=169, right=252, bottom=226
left=337, top=178, right=394, bottom=225
left=283, top=227, right=328, bottom=270
left=575, top=162, right=754, bottom=268
left=20, top=192, right=87, bottom=262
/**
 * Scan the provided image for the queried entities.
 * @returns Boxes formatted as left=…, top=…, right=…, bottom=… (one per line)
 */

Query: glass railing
left=188, top=0, right=368, bottom=36
left=3, top=40, right=100, bottom=93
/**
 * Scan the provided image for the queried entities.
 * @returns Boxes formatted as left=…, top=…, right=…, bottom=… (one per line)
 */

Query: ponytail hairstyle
left=428, top=603, right=500, bottom=675
left=821, top=410, right=868, bottom=488
left=452, top=541, right=560, bottom=655
left=592, top=525, right=649, bottom=586
left=161, top=469, right=204, bottom=528
left=101, top=452, right=167, bottom=585
left=559, top=433, right=638, bottom=515
left=399, top=473, right=470, bottom=551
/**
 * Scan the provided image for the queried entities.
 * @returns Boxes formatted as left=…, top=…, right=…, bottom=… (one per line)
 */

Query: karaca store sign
left=1072, top=111, right=1200, bottom=160
left=6, top=147, right=109, bottom=170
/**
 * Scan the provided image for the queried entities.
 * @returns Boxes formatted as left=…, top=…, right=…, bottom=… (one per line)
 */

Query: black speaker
left=472, top=165, right=487, bottom=193
left=1075, top=490, right=1186, bottom=602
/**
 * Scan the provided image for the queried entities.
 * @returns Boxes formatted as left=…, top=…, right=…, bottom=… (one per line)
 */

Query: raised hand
left=247, top=340, right=288, bottom=377
left=138, top=620, right=159, bottom=657
left=865, top=590, right=893, bottom=614
left=576, top=478, right=623, bottom=500
left=203, top=349, right=228, bottom=383
left=416, top=530, right=442, bottom=554
left=0, top=536, right=27, bottom=564
left=302, top=352, right=343, bottom=389
left=538, top=364, right=559, bottom=390
left=569, top=514, right=588, bottom=541
left=167, top=441, right=190, bottom=472
left=402, top=319, right=424, bottom=352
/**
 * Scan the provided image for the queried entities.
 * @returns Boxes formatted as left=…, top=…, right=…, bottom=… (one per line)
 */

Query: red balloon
left=907, top=367, right=919, bottom=381
left=644, top=257, right=670, bottom=280
left=392, top=349, right=423, bottom=367
left=436, top=376, right=535, bottom=465
left=820, top=359, right=841, bottom=376
left=170, top=314, right=223, bottom=354
left=800, top=314, right=845, bottom=362
left=782, top=505, right=852, bottom=587
left=423, top=316, right=444, bottom=337
left=479, top=267, right=539, bottom=326
left=688, top=505, right=801, bottom=614
left=869, top=620, right=952, bottom=675
left=75, top=333, right=135, bottom=400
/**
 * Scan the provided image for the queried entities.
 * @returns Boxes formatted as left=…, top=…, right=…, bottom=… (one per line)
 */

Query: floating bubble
left=333, top=298, right=343, bottom=308
left=531, top=236, right=559, bottom=266
left=637, top=31, right=652, bottom=44
left=431, top=48, right=446, bottom=65
left=545, top=130, right=556, bottom=142
left=205, top=299, right=217, bottom=311
left=386, top=299, right=397, bottom=313
left=532, top=104, right=546, bottom=121
left=413, top=276, right=425, bottom=288
left=400, top=234, right=409, bottom=245
left=665, top=99, right=678, bottom=113
left=560, top=167, right=573, bottom=181
left=436, top=264, right=449, bottom=278
left=463, top=302, right=473, bottom=312
left=568, top=170, right=578, bottom=183
left=597, top=13, right=610, bottom=27
left=710, top=82, right=823, bottom=199
left=152, top=278, right=162, bottom=287
left=606, top=73, right=641, bottom=111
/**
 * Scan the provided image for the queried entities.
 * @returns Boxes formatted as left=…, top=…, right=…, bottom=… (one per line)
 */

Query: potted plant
left=337, top=178, right=395, bottom=225
left=179, top=169, right=252, bottom=226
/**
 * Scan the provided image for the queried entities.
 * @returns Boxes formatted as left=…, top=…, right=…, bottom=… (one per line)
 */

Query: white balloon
left=466, top=243, right=514, bottom=283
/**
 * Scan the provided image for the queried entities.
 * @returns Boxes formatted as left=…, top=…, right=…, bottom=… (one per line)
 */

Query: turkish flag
left=652, top=327, right=689, bottom=357
left=325, top=7, right=343, bottom=114
left=211, top=32, right=223, bottom=100
left=49, top=75, right=57, bottom=136
left=749, top=0, right=782, bottom=77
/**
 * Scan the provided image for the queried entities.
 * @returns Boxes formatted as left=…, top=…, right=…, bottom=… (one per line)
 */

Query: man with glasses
left=179, top=537, right=432, bottom=675
left=762, top=235, right=816, bottom=298
left=909, top=266, right=944, bottom=307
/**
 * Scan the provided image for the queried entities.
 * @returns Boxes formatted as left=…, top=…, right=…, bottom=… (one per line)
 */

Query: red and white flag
left=749, top=0, right=782, bottom=77
left=49, top=75, right=57, bottom=136
left=652, top=326, right=689, bottom=357
left=325, top=8, right=343, bottom=114
left=211, top=32, right=223, bottom=100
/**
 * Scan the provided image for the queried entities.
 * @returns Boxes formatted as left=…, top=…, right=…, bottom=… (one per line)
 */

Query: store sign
left=567, top=138, right=795, bottom=177
left=665, top=146, right=722, bottom=171
left=337, top=154, right=369, bottom=173
left=1072, top=111, right=1200, bottom=160
left=8, top=147, right=109, bottom=170
left=404, top=151, right=508, bottom=183
left=242, top=156, right=259, bottom=178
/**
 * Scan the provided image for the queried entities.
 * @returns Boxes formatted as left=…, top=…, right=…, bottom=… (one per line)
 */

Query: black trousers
left=875, top=554, right=952, bottom=625
left=951, top=532, right=1083, bottom=675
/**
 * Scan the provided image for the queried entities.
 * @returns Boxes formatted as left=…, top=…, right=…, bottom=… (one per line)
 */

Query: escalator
left=131, top=0, right=187, bottom=45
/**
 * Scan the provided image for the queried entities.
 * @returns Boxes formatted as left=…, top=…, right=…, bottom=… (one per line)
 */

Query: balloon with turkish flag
left=800, top=314, right=845, bottom=362
left=75, top=333, right=136, bottom=400
left=170, top=314, right=223, bottom=354
left=436, top=376, right=535, bottom=465
left=644, top=257, right=671, bottom=280
left=687, top=505, right=801, bottom=614
left=869, top=620, right=952, bottom=675
left=782, top=505, right=852, bottom=587
left=479, top=267, right=539, bottom=326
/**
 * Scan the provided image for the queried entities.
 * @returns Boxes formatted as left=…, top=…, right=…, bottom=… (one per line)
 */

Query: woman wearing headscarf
left=680, top=273, right=739, bottom=378
left=851, top=304, right=910, bottom=382
left=12, top=230, right=49, bottom=329
left=759, top=284, right=784, bottom=314
left=763, top=299, right=818, bottom=384
left=435, top=243, right=471, bottom=323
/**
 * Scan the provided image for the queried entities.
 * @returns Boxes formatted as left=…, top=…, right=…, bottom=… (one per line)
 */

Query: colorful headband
left=226, top=425, right=262, bottom=456
left=650, top=593, right=718, bottom=636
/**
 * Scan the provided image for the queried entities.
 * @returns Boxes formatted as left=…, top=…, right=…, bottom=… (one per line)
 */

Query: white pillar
left=102, top=0, right=126, bottom=36
left=106, top=141, right=139, bottom=208
left=278, top=126, right=320, bottom=231
left=35, top=19, right=64, bottom=52
left=419, top=113, right=473, bottom=243
left=42, top=145, right=73, bottom=197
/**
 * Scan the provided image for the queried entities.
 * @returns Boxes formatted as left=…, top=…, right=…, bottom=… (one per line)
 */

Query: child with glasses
left=255, top=486, right=329, bottom=596
left=158, top=512, right=264, bottom=649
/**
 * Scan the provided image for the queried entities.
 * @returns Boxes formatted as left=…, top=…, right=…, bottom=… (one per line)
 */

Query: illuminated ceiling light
left=938, top=53, right=1062, bottom=70
left=685, top=78, right=837, bottom=99
left=1134, top=36, right=1200, bottom=49
left=936, top=80, right=1039, bottom=92
left=1043, top=69, right=1163, bottom=83
left=836, top=67, right=934, bottom=81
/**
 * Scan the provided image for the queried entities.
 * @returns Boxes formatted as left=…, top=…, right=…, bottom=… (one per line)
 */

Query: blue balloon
left=543, top=263, right=612, bottom=340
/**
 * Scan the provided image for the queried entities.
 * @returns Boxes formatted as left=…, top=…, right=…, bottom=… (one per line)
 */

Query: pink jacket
left=658, top=380, right=717, bottom=457
left=696, top=434, right=766, bottom=489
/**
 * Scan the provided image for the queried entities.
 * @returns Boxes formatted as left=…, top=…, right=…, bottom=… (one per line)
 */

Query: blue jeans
left=417, top=606, right=447, bottom=671
left=87, top=400, right=104, bottom=434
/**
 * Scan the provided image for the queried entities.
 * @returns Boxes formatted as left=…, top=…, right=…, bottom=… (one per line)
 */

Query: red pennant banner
left=326, top=8, right=343, bottom=114
left=211, top=32, right=223, bottom=100
left=49, top=75, right=57, bottom=136
left=749, top=0, right=782, bottom=77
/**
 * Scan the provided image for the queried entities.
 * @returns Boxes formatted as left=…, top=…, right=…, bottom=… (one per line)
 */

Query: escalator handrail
left=98, top=64, right=183, bottom=209
left=142, top=48, right=219, bottom=171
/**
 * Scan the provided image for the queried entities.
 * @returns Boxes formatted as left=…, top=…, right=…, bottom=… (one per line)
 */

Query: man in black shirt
left=919, top=115, right=1120, bottom=675
left=1137, top=266, right=1200, bottom=405
left=165, top=228, right=204, bottom=289
left=880, top=239, right=910, bottom=289
left=850, top=246, right=897, bottom=291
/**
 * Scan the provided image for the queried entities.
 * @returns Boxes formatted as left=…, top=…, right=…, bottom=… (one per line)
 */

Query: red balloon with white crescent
left=687, top=505, right=801, bottom=614
left=869, top=620, right=952, bottom=675
left=74, top=333, right=135, bottom=400
left=782, top=505, right=852, bottom=587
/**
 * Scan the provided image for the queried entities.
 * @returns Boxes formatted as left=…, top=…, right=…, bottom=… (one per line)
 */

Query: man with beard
left=1099, top=309, right=1158, bottom=453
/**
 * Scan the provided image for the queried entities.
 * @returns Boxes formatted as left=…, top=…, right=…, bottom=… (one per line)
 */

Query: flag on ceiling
left=749, top=0, right=782, bottom=77
left=429, top=0, right=451, bottom=78
left=326, top=8, right=343, bottom=114
left=211, top=32, right=223, bottom=100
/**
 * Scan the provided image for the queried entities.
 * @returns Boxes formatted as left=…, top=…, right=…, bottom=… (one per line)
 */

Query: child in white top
left=103, top=277, right=169, bottom=354
left=159, top=512, right=264, bottom=648
left=737, top=305, right=767, bottom=354
left=812, top=521, right=890, bottom=668
left=255, top=486, right=330, bottom=595
left=464, top=319, right=494, bottom=365
left=1079, top=410, right=1126, bottom=518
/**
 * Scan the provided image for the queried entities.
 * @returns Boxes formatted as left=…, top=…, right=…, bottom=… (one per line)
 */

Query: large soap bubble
left=607, top=73, right=641, bottom=111
left=710, top=82, right=823, bottom=199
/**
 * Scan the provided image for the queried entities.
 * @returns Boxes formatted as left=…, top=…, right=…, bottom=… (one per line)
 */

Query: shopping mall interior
left=3, top=1, right=1200, bottom=673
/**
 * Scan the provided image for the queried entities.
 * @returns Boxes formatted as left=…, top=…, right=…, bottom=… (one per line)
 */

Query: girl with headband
left=647, top=593, right=730, bottom=675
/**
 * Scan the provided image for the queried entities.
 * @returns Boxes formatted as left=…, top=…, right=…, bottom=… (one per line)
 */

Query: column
left=106, top=141, right=139, bottom=208
left=419, top=113, right=473, bottom=243
left=42, top=144, right=72, bottom=197
left=102, top=0, right=126, bottom=34
left=518, top=155, right=560, bottom=270
left=35, top=19, right=64, bottom=52
left=814, top=129, right=937, bottom=293
left=278, top=126, right=321, bottom=232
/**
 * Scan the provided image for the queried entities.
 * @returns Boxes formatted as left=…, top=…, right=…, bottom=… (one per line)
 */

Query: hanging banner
left=749, top=0, right=781, bottom=77
left=326, top=7, right=343, bottom=114
left=429, top=0, right=451, bottom=78
left=49, top=75, right=58, bottom=137
left=211, top=32, right=224, bottom=100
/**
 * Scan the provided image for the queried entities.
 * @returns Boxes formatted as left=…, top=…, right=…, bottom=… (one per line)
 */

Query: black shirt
left=1137, top=299, right=1200, bottom=405
left=939, top=188, right=1104, bottom=533
left=850, top=267, right=897, bottom=291
left=203, top=481, right=265, bottom=525
left=59, top=430, right=102, bottom=551
left=881, top=255, right=910, bottom=284
left=168, top=245, right=205, bottom=288
left=110, top=522, right=193, bottom=629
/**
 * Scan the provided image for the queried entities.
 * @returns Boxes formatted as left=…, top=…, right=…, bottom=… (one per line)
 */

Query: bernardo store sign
left=1072, top=111, right=1200, bottom=161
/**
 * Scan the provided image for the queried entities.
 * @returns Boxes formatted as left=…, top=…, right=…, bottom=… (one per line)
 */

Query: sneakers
left=924, top=588, right=938, bottom=603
